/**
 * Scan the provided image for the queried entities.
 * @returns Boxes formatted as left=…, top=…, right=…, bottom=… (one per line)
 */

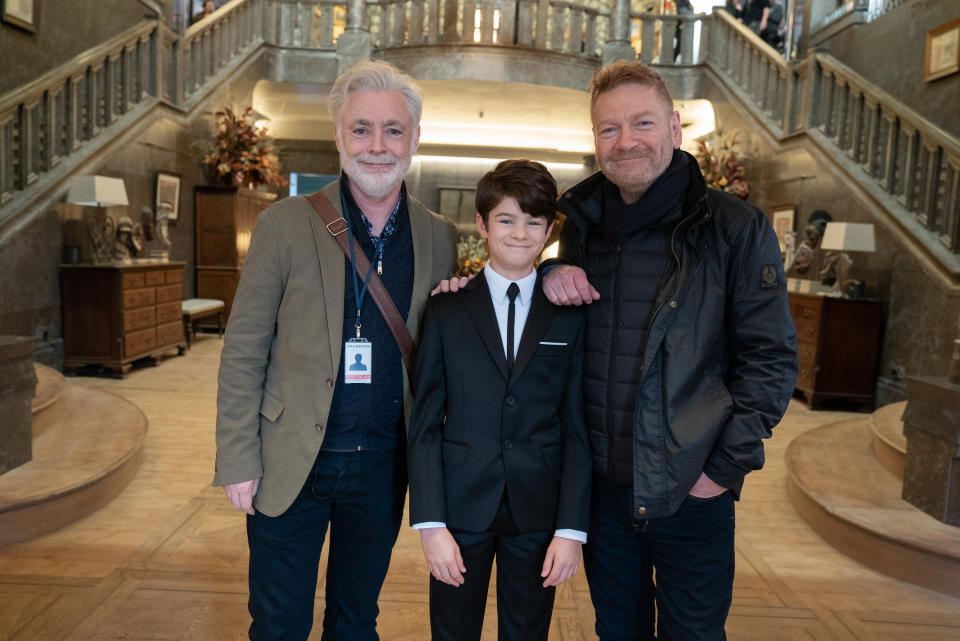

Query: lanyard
left=340, top=190, right=379, bottom=338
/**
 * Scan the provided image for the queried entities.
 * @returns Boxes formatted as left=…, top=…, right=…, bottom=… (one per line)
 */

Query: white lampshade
left=66, top=175, right=129, bottom=207
left=820, top=222, right=875, bottom=253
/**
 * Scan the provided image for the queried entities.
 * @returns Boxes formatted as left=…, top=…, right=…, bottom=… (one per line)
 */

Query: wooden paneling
left=61, top=263, right=187, bottom=376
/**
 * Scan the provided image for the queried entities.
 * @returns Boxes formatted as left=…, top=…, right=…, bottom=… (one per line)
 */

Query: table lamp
left=66, top=176, right=129, bottom=264
left=819, top=222, right=875, bottom=298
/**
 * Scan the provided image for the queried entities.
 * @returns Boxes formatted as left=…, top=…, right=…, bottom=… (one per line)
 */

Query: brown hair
left=589, top=61, right=674, bottom=116
left=475, top=159, right=558, bottom=225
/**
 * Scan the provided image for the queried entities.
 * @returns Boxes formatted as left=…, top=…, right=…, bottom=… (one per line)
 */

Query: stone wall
left=701, top=71, right=960, bottom=407
left=0, top=0, right=152, bottom=96
left=816, top=0, right=960, bottom=136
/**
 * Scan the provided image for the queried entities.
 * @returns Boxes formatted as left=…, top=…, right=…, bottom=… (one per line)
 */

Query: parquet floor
left=2, top=335, right=959, bottom=640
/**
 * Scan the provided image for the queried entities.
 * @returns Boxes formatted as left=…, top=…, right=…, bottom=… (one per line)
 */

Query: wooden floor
left=2, top=336, right=959, bottom=641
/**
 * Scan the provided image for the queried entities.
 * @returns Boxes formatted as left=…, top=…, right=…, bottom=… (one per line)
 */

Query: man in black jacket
left=542, top=62, right=797, bottom=640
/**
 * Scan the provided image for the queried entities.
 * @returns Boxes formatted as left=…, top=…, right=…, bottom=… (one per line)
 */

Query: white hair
left=326, top=60, right=423, bottom=129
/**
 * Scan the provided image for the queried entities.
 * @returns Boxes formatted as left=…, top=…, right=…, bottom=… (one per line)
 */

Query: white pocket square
left=539, top=341, right=568, bottom=346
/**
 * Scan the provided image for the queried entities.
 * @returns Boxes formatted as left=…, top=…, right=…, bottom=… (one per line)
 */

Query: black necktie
left=506, top=282, right=520, bottom=373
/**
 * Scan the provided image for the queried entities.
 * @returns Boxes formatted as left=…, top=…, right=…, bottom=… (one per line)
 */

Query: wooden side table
left=789, top=292, right=885, bottom=410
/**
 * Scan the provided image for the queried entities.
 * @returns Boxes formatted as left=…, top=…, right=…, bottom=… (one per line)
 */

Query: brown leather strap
left=305, top=191, right=416, bottom=374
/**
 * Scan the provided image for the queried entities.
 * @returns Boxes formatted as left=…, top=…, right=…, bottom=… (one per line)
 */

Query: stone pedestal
left=0, top=336, right=37, bottom=475
left=901, top=376, right=960, bottom=526
left=337, top=30, right=371, bottom=74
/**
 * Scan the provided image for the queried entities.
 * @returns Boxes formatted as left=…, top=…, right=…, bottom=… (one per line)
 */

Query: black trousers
left=246, top=449, right=405, bottom=641
left=583, top=474, right=736, bottom=641
left=429, top=499, right=556, bottom=641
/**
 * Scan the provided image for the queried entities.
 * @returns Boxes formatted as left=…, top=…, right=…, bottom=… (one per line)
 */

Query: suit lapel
left=508, top=280, right=553, bottom=387
left=307, top=180, right=348, bottom=375
left=461, top=272, right=510, bottom=381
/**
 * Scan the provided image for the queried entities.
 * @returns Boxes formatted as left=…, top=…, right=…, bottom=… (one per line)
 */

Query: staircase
left=0, top=364, right=147, bottom=545
left=785, top=401, right=960, bottom=597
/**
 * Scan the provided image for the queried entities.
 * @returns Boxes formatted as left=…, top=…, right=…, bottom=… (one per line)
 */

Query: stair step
left=870, top=400, right=907, bottom=478
left=31, top=363, right=65, bottom=438
left=0, top=382, right=147, bottom=546
left=786, top=417, right=960, bottom=598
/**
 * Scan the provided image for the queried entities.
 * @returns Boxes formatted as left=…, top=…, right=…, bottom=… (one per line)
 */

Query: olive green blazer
left=213, top=179, right=458, bottom=516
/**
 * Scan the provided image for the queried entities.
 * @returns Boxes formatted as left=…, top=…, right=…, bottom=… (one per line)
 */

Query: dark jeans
left=246, top=449, right=406, bottom=641
left=583, top=475, right=735, bottom=641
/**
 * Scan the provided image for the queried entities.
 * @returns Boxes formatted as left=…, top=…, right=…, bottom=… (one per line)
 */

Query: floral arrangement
left=201, top=107, right=288, bottom=189
left=457, top=234, right=488, bottom=277
left=694, top=131, right=749, bottom=200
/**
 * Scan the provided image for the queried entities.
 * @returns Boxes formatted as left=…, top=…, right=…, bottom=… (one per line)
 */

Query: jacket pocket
left=541, top=443, right=562, bottom=469
left=442, top=439, right=469, bottom=466
left=259, top=389, right=284, bottom=422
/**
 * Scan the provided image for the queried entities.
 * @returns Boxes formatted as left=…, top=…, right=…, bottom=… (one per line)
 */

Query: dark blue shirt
left=321, top=175, right=414, bottom=452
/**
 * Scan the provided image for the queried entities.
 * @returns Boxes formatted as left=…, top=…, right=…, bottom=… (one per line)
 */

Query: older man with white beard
left=214, top=60, right=457, bottom=641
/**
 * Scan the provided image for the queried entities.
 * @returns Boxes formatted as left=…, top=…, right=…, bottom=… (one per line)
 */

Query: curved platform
left=31, top=363, right=65, bottom=437
left=870, top=401, right=907, bottom=478
left=786, top=417, right=960, bottom=598
left=0, top=382, right=147, bottom=546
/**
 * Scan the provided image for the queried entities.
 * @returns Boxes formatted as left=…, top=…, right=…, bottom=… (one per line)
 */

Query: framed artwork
left=155, top=171, right=182, bottom=222
left=925, top=17, right=960, bottom=82
left=771, top=204, right=796, bottom=252
left=2, top=0, right=38, bottom=32
left=438, top=187, right=477, bottom=230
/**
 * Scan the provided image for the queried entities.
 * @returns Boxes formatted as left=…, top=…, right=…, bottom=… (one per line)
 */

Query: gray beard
left=339, top=150, right=411, bottom=199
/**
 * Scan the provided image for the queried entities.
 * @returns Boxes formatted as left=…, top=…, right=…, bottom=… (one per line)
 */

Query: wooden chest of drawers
left=788, top=292, right=885, bottom=410
left=61, top=263, right=187, bottom=376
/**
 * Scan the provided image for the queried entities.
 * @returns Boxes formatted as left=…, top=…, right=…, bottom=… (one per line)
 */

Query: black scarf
left=601, top=149, right=692, bottom=242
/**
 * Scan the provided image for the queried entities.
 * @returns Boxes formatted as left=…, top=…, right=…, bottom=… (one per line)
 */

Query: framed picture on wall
left=925, top=17, right=960, bottom=82
left=771, top=204, right=796, bottom=253
left=2, top=0, right=39, bottom=32
left=155, top=171, right=182, bottom=222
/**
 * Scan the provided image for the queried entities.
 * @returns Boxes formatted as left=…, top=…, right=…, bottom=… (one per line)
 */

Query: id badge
left=344, top=338, right=372, bottom=384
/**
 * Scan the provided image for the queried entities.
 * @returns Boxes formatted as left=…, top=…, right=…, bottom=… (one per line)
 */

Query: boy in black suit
left=408, top=159, right=591, bottom=641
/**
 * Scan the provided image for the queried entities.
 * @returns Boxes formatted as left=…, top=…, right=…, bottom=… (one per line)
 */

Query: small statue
left=791, top=210, right=831, bottom=276
left=85, top=208, right=115, bottom=265
left=113, top=216, right=144, bottom=263
left=148, top=202, right=173, bottom=261
left=141, top=206, right=155, bottom=241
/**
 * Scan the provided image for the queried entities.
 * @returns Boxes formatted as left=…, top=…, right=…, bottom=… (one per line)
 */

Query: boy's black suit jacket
left=408, top=271, right=591, bottom=534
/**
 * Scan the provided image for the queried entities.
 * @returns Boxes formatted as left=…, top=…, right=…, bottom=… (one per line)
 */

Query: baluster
left=862, top=98, right=879, bottom=175
left=442, top=0, right=459, bottom=42
left=410, top=0, right=424, bottom=44
left=584, top=10, right=596, bottom=56
left=88, top=64, right=102, bottom=138
left=943, top=157, right=960, bottom=251
left=932, top=151, right=948, bottom=239
left=535, top=0, right=549, bottom=48
left=479, top=0, right=495, bottom=44
left=279, top=2, right=292, bottom=46
left=378, top=2, right=389, bottom=46
left=427, top=0, right=440, bottom=42
left=300, top=1, right=316, bottom=47
left=879, top=108, right=897, bottom=191
left=316, top=2, right=333, bottom=47
left=898, top=125, right=918, bottom=211
left=20, top=98, right=38, bottom=187
left=566, top=8, right=582, bottom=53
left=500, top=0, right=517, bottom=45
left=550, top=3, right=564, bottom=50
left=659, top=16, right=674, bottom=64
left=680, top=17, right=694, bottom=64
left=640, top=17, right=655, bottom=63
left=462, top=0, right=476, bottom=42
left=0, top=110, right=12, bottom=205
left=48, top=86, right=63, bottom=168
left=516, top=0, right=534, bottom=46
left=392, top=0, right=405, bottom=45
left=917, top=140, right=939, bottom=229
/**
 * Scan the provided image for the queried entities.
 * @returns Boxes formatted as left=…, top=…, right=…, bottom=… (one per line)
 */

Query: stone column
left=0, top=336, right=37, bottom=475
left=901, top=376, right=960, bottom=526
left=337, top=0, right=372, bottom=74
left=602, top=0, right=636, bottom=66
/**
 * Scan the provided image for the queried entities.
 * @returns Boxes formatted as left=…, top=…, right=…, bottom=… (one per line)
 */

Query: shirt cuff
left=412, top=521, right=446, bottom=530
left=554, top=528, right=587, bottom=543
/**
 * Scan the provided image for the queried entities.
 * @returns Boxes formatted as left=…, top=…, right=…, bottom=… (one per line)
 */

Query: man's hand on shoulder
left=688, top=472, right=726, bottom=499
left=430, top=273, right=474, bottom=296
left=541, top=537, right=582, bottom=587
left=543, top=266, right=600, bottom=306
left=420, top=527, right=466, bottom=586
left=224, top=478, right=260, bottom=515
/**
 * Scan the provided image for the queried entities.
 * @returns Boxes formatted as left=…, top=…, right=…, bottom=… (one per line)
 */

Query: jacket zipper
left=606, top=243, right=622, bottom=480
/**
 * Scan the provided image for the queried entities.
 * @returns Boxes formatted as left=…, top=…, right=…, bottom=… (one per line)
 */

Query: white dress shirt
left=413, top=264, right=587, bottom=544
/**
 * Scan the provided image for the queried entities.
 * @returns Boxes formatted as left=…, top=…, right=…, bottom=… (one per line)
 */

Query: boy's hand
left=420, top=527, right=466, bottom=586
left=541, top=537, right=581, bottom=587
left=430, top=274, right=474, bottom=296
